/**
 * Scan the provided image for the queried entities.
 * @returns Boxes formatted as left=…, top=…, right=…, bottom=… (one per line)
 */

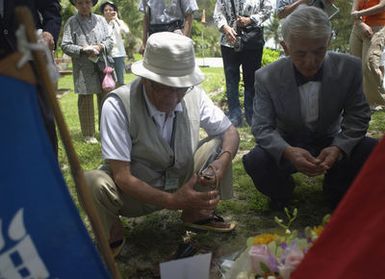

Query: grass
left=57, top=68, right=385, bottom=278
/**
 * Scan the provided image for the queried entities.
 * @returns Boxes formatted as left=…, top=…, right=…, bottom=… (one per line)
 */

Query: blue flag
left=0, top=75, right=110, bottom=278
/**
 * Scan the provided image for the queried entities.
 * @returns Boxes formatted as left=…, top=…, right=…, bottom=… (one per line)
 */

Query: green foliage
left=192, top=21, right=221, bottom=57
left=262, top=48, right=281, bottom=66
left=329, top=0, right=354, bottom=52
left=264, top=13, right=281, bottom=50
left=259, top=262, right=271, bottom=274
left=369, top=111, right=385, bottom=138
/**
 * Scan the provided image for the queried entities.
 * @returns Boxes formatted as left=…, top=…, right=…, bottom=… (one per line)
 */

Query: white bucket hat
left=131, top=32, right=205, bottom=88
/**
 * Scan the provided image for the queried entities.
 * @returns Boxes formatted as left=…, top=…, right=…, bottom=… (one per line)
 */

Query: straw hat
left=131, top=32, right=205, bottom=88
left=70, top=0, right=98, bottom=6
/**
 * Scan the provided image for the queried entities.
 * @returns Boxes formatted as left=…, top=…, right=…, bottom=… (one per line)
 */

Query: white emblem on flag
left=0, top=209, right=50, bottom=278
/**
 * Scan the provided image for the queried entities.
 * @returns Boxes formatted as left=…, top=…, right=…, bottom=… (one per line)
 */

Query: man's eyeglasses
left=150, top=81, right=194, bottom=95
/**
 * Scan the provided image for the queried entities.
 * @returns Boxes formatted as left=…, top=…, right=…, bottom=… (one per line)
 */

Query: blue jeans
left=113, top=56, right=126, bottom=86
left=221, top=44, right=264, bottom=126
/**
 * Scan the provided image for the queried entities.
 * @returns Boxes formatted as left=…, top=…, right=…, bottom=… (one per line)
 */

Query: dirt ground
left=114, top=208, right=283, bottom=279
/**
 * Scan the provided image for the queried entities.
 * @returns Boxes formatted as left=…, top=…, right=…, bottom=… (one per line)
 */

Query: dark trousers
left=242, top=137, right=378, bottom=205
left=221, top=45, right=263, bottom=125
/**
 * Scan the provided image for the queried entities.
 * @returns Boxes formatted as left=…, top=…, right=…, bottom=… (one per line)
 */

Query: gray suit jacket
left=252, top=52, right=371, bottom=165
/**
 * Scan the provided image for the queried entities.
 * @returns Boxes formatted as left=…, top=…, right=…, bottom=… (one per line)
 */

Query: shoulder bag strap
left=75, top=17, right=91, bottom=45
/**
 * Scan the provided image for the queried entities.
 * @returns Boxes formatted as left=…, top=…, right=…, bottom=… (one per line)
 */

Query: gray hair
left=281, top=5, right=332, bottom=43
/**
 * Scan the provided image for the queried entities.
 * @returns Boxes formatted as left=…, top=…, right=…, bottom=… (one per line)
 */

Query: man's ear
left=280, top=41, right=289, bottom=56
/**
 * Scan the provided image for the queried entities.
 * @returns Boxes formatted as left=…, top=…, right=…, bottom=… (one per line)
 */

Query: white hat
left=131, top=32, right=205, bottom=88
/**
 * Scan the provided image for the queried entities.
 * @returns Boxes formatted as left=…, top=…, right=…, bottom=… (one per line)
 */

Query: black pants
left=221, top=44, right=263, bottom=126
left=242, top=137, right=377, bottom=205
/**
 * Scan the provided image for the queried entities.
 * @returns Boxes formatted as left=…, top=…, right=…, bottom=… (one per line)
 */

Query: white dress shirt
left=298, top=81, right=321, bottom=131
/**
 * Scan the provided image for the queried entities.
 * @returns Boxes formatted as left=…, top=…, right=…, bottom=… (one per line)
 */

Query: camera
left=233, top=36, right=243, bottom=52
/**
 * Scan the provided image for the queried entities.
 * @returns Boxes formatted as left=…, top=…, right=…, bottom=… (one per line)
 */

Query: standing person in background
left=214, top=0, right=272, bottom=127
left=100, top=1, right=129, bottom=87
left=0, top=0, right=61, bottom=155
left=139, top=0, right=198, bottom=54
left=350, top=0, right=385, bottom=109
left=62, top=0, right=113, bottom=144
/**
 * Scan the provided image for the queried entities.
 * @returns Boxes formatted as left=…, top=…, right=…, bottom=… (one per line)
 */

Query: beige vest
left=112, top=78, right=202, bottom=189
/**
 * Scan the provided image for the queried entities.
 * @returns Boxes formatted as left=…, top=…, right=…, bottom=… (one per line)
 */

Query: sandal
left=184, top=213, right=236, bottom=233
left=109, top=237, right=126, bottom=258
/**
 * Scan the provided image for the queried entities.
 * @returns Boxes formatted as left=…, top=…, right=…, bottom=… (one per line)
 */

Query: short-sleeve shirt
left=101, top=86, right=231, bottom=162
left=139, top=0, right=198, bottom=25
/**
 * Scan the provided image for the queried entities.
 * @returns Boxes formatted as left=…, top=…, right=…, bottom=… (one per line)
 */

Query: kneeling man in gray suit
left=243, top=6, right=377, bottom=210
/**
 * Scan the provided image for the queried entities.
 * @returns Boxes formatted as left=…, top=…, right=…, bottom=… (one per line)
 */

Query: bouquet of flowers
left=226, top=209, right=328, bottom=279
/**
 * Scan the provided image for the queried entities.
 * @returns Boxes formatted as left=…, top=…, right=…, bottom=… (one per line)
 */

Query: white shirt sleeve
left=100, top=95, right=132, bottom=162
left=198, top=89, right=232, bottom=136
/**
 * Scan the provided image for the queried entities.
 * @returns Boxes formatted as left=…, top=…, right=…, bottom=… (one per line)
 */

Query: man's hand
left=170, top=174, right=219, bottom=210
left=200, top=150, right=232, bottom=187
left=283, top=146, right=324, bottom=176
left=42, top=31, right=55, bottom=50
left=222, top=25, right=237, bottom=44
left=317, top=146, right=342, bottom=171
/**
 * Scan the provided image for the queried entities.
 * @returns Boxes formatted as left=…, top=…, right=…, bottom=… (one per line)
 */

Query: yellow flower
left=312, top=225, right=324, bottom=237
left=252, top=233, right=278, bottom=245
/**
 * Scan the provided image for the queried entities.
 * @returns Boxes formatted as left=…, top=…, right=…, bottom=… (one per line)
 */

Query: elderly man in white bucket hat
left=85, top=32, right=240, bottom=257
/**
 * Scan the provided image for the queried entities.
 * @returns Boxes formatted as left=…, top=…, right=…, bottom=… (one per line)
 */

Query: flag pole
left=15, top=7, right=122, bottom=279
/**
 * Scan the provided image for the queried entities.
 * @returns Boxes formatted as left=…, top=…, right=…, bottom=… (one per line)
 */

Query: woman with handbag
left=101, top=1, right=129, bottom=86
left=214, top=0, right=272, bottom=127
left=62, top=0, right=113, bottom=144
